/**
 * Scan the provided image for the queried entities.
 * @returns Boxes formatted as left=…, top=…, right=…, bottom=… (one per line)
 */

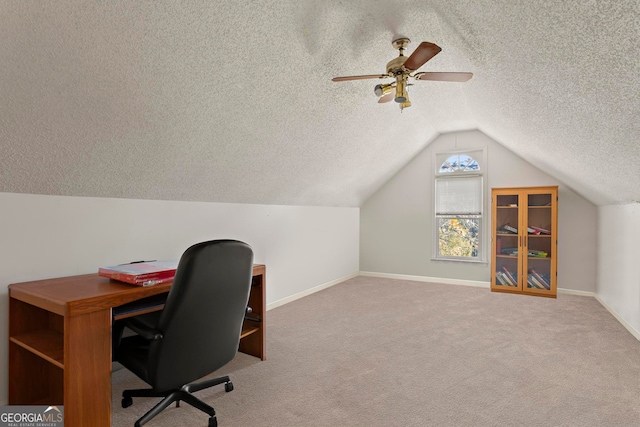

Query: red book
left=98, top=260, right=178, bottom=286
left=529, top=225, right=551, bottom=235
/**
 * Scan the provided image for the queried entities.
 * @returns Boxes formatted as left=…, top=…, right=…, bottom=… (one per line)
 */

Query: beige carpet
left=112, top=276, right=640, bottom=426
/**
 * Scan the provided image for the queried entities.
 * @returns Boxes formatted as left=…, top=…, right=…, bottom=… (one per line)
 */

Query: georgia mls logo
left=0, top=405, right=64, bottom=426
left=44, top=406, right=63, bottom=420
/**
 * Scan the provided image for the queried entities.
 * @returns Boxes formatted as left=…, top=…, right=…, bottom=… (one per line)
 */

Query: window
left=434, top=151, right=485, bottom=261
left=438, top=153, right=480, bottom=173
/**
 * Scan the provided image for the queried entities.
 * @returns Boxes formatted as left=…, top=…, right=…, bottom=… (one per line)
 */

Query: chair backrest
left=148, top=239, right=254, bottom=390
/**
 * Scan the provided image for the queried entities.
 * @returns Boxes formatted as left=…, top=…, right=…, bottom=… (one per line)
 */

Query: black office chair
left=113, top=240, right=254, bottom=427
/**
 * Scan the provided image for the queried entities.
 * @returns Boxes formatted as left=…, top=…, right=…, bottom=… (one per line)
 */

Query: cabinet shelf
left=241, top=325, right=261, bottom=339
left=10, top=330, right=64, bottom=369
left=496, top=255, right=551, bottom=260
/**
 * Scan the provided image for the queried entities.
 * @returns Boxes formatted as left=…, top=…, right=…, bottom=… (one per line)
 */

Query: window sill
left=431, top=257, right=488, bottom=265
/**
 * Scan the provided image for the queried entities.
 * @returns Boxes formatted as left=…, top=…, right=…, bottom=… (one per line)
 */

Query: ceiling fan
left=331, top=38, right=472, bottom=111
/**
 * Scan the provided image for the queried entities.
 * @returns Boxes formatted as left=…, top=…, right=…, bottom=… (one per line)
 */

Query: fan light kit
left=332, top=38, right=472, bottom=111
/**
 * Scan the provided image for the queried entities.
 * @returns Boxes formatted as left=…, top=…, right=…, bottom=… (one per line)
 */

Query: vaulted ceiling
left=1, top=1, right=638, bottom=207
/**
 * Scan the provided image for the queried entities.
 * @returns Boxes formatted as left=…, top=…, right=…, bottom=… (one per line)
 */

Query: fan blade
left=415, top=72, right=473, bottom=82
left=332, top=74, right=388, bottom=82
left=403, top=42, right=441, bottom=71
left=378, top=89, right=396, bottom=103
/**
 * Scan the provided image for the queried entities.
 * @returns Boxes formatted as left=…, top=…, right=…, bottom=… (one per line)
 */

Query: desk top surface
left=9, top=264, right=265, bottom=317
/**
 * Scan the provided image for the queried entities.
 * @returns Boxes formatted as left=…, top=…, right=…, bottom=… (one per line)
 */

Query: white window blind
left=435, top=176, right=482, bottom=215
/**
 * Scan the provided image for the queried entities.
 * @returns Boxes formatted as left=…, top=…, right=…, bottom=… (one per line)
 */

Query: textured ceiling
left=1, top=0, right=638, bottom=207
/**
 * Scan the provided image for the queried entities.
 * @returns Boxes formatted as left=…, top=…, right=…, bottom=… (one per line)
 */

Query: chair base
left=122, top=375, right=233, bottom=427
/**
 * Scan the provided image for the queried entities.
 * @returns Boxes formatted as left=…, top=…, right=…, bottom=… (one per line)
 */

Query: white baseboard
left=359, top=271, right=490, bottom=288
left=360, top=271, right=603, bottom=298
left=557, top=288, right=595, bottom=297
left=266, top=272, right=359, bottom=311
left=593, top=295, right=640, bottom=341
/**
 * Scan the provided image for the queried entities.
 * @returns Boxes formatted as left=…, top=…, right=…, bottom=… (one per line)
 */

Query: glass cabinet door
left=493, top=192, right=522, bottom=291
left=524, top=192, right=554, bottom=294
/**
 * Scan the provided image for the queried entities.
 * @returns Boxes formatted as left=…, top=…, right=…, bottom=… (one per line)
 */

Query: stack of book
left=500, top=224, right=551, bottom=235
left=527, top=249, right=548, bottom=258
left=528, top=225, right=551, bottom=235
left=99, top=260, right=178, bottom=286
left=495, top=266, right=518, bottom=286
left=527, top=269, right=551, bottom=290
left=498, top=224, right=518, bottom=234
left=500, top=247, right=519, bottom=256
left=499, top=248, right=548, bottom=257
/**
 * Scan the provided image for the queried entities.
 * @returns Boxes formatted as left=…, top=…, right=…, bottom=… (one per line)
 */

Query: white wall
left=361, top=130, right=597, bottom=292
left=597, top=204, right=640, bottom=335
left=0, top=192, right=359, bottom=404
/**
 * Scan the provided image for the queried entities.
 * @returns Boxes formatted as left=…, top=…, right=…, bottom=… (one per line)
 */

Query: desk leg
left=64, top=309, right=112, bottom=427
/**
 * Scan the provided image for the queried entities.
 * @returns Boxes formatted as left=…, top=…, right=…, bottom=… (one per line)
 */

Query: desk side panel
left=64, top=309, right=112, bottom=427
left=239, top=267, right=266, bottom=360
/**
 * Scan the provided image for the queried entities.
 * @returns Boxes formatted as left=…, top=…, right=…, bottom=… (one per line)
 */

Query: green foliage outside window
left=438, top=217, right=479, bottom=257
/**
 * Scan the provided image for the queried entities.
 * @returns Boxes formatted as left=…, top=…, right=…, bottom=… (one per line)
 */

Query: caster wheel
left=225, top=382, right=234, bottom=392
left=122, top=396, right=133, bottom=408
left=208, top=416, right=218, bottom=427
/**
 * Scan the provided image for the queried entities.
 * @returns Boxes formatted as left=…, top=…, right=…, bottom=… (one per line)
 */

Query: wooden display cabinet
left=491, top=186, right=558, bottom=297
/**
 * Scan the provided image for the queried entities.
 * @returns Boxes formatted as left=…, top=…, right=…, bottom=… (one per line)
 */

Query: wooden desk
left=8, top=264, right=266, bottom=427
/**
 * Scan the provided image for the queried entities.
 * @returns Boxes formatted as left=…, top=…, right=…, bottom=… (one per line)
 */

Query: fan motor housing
left=386, top=56, right=408, bottom=76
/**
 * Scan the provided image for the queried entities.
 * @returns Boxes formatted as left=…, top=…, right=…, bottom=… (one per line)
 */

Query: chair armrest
left=125, top=317, right=164, bottom=341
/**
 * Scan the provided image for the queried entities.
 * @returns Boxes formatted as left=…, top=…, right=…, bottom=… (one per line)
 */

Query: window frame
left=433, top=149, right=487, bottom=263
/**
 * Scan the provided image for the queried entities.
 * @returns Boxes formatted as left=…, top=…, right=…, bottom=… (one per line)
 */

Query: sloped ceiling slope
left=1, top=1, right=638, bottom=207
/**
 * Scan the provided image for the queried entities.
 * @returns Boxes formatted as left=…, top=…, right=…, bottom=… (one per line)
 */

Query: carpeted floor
left=112, top=276, right=640, bottom=426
